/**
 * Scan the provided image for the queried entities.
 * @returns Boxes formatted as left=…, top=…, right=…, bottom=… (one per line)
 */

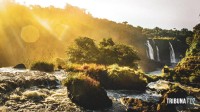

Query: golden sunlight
left=21, top=25, right=39, bottom=43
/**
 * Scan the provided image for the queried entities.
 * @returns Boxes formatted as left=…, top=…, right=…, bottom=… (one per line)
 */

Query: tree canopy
left=67, top=37, right=140, bottom=68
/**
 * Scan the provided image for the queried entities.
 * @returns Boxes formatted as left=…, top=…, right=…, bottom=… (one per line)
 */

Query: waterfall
left=156, top=46, right=160, bottom=61
left=169, top=42, right=176, bottom=63
left=146, top=49, right=149, bottom=58
left=146, top=40, right=154, bottom=60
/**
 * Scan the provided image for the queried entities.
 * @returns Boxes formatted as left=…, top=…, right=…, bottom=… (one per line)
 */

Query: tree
left=67, top=37, right=99, bottom=63
left=113, top=44, right=140, bottom=67
left=193, top=23, right=200, bottom=39
left=122, top=21, right=128, bottom=25
left=99, top=38, right=115, bottom=47
left=67, top=37, right=140, bottom=68
left=98, top=38, right=140, bottom=67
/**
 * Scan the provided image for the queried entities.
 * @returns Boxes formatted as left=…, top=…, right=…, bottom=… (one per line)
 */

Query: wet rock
left=64, top=74, right=112, bottom=110
left=157, top=87, right=188, bottom=112
left=31, top=62, right=54, bottom=72
left=0, top=72, right=58, bottom=94
left=120, top=97, right=157, bottom=112
left=0, top=70, right=83, bottom=112
left=13, top=64, right=26, bottom=69
left=22, top=90, right=47, bottom=102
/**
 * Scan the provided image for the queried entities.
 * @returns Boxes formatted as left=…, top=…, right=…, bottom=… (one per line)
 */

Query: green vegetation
left=67, top=37, right=99, bottom=64
left=106, top=65, right=147, bottom=90
left=189, top=70, right=200, bottom=83
left=65, top=63, right=148, bottom=91
left=62, top=73, right=112, bottom=109
left=31, top=62, right=54, bottom=72
left=163, top=23, right=200, bottom=87
left=67, top=37, right=140, bottom=68
left=0, top=1, right=192, bottom=69
left=143, top=27, right=193, bottom=42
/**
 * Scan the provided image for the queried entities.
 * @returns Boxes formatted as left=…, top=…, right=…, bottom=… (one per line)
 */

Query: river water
left=0, top=67, right=164, bottom=111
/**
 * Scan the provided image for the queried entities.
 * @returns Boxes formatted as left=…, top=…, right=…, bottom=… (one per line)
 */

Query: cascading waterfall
left=146, top=40, right=154, bottom=60
left=146, top=49, right=150, bottom=58
left=169, top=42, right=176, bottom=63
left=156, top=46, right=160, bottom=61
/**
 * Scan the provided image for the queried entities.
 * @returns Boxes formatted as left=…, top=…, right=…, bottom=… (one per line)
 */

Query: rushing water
left=146, top=40, right=155, bottom=60
left=156, top=46, right=161, bottom=61
left=1, top=67, right=199, bottom=111
left=0, top=67, right=164, bottom=111
left=169, top=42, right=176, bottom=63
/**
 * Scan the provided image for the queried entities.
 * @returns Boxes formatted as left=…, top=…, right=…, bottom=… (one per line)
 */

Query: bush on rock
left=31, top=62, right=54, bottom=72
left=63, top=73, right=112, bottom=110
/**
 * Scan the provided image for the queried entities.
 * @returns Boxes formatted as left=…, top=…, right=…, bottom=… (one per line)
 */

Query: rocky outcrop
left=31, top=62, right=54, bottom=72
left=0, top=72, right=58, bottom=94
left=120, top=97, right=157, bottom=112
left=13, top=64, right=26, bottom=69
left=64, top=74, right=112, bottom=110
left=0, top=71, right=82, bottom=112
left=157, top=87, right=188, bottom=112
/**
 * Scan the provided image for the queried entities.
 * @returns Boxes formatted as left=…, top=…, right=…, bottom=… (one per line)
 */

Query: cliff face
left=140, top=39, right=188, bottom=72
left=172, top=24, right=200, bottom=87
left=175, top=24, right=200, bottom=71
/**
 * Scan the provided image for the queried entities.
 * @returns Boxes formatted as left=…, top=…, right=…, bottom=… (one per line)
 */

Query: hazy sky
left=15, top=0, right=200, bottom=30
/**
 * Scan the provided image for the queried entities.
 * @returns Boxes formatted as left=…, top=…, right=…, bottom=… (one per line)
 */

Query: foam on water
left=0, top=67, right=29, bottom=73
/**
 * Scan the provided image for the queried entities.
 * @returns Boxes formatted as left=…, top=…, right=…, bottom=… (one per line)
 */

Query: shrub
left=65, top=64, right=148, bottom=91
left=106, top=64, right=147, bottom=91
left=55, top=58, right=66, bottom=69
left=144, top=75, right=162, bottom=83
left=31, top=62, right=54, bottom=72
left=189, top=72, right=200, bottom=83
left=180, top=77, right=189, bottom=84
left=13, top=63, right=26, bottom=69
left=65, top=63, right=106, bottom=72
left=63, top=73, right=112, bottom=109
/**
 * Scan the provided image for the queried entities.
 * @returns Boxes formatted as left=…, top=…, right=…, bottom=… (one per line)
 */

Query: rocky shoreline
left=0, top=69, right=82, bottom=111
left=0, top=67, right=200, bottom=112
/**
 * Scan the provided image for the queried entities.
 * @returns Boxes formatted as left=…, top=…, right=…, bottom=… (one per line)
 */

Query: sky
left=15, top=0, right=200, bottom=30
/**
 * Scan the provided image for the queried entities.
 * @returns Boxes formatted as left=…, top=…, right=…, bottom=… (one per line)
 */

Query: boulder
left=120, top=97, right=157, bottom=112
left=13, top=64, right=26, bottom=69
left=0, top=72, right=58, bottom=94
left=157, top=87, right=188, bottom=112
left=64, top=74, right=112, bottom=110
left=31, top=62, right=54, bottom=72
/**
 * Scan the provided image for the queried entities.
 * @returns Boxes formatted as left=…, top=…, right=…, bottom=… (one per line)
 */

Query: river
left=1, top=67, right=198, bottom=112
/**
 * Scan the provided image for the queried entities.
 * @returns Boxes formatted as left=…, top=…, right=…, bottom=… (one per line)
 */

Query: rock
left=13, top=64, right=26, bottom=69
left=120, top=97, right=157, bottom=112
left=22, top=90, right=47, bottom=102
left=0, top=72, right=58, bottom=94
left=147, top=80, right=172, bottom=94
left=64, top=74, right=112, bottom=110
left=157, top=87, right=188, bottom=112
left=31, top=62, right=54, bottom=72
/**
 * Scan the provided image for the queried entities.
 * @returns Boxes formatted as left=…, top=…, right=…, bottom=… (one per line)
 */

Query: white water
left=146, top=40, right=154, bottom=60
left=0, top=67, right=162, bottom=111
left=156, top=46, right=160, bottom=61
left=0, top=67, right=29, bottom=73
left=169, top=42, right=176, bottom=63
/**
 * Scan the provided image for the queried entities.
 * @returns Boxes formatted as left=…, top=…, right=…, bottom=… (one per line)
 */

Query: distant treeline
left=0, top=0, right=193, bottom=67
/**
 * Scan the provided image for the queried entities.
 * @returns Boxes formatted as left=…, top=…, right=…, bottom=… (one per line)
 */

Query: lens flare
left=21, top=25, right=39, bottom=43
